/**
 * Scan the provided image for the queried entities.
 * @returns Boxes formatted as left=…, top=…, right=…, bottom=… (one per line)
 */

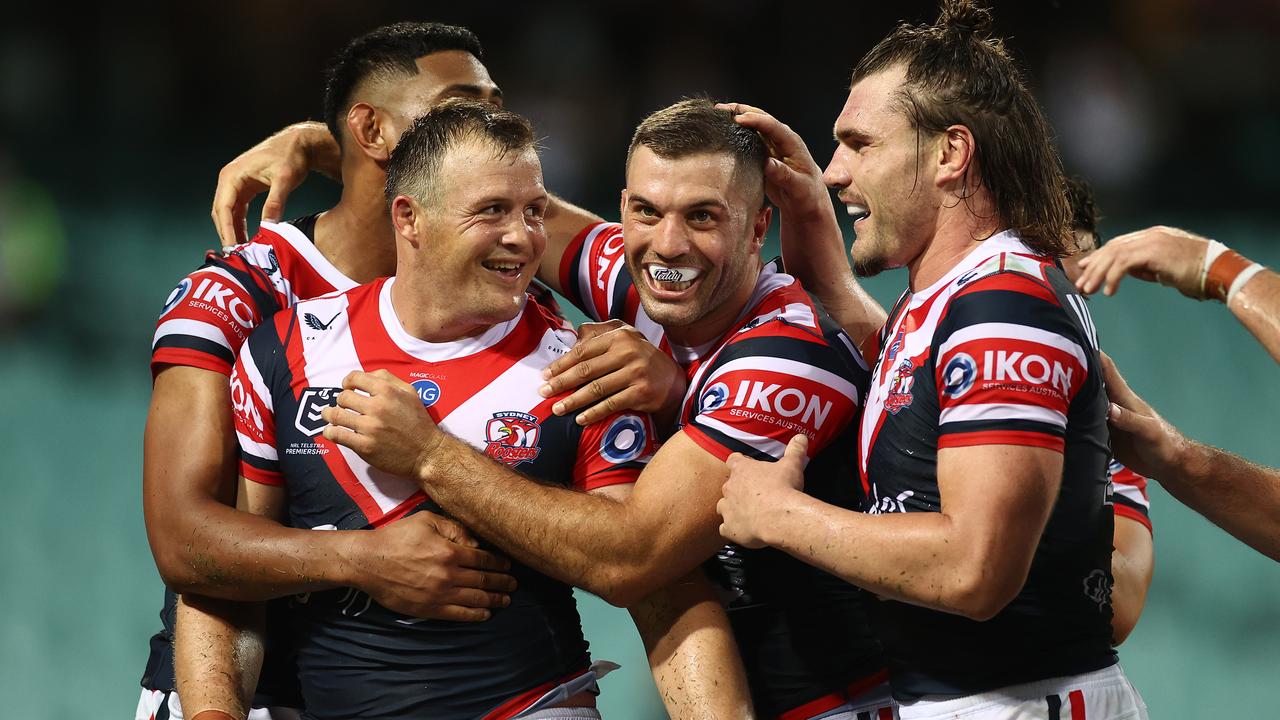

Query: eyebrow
left=627, top=194, right=728, bottom=212
left=834, top=125, right=873, bottom=145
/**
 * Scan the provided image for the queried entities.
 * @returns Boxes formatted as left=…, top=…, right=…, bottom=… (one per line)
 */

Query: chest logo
left=412, top=379, right=442, bottom=408
left=883, top=359, right=917, bottom=414
left=295, top=387, right=341, bottom=437
left=484, top=411, right=542, bottom=467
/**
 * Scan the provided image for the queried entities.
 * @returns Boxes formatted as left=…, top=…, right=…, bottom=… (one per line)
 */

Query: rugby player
left=716, top=2, right=1148, bottom=717
left=141, top=23, right=517, bottom=720
left=184, top=99, right=745, bottom=720
left=322, top=99, right=894, bottom=720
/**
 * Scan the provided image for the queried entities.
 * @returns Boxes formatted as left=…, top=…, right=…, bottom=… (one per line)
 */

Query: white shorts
left=135, top=688, right=301, bottom=720
left=897, top=665, right=1147, bottom=720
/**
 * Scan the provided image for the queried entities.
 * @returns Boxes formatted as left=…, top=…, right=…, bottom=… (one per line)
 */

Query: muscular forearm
left=174, top=594, right=263, bottom=720
left=1228, top=267, right=1280, bottom=363
left=779, top=207, right=885, bottom=347
left=419, top=436, right=711, bottom=606
left=629, top=572, right=755, bottom=720
left=1160, top=440, right=1280, bottom=561
left=151, top=497, right=359, bottom=599
left=759, top=491, right=1023, bottom=620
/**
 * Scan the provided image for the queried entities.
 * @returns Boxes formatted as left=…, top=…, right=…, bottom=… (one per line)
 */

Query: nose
left=502, top=213, right=544, bottom=255
left=822, top=146, right=851, bottom=190
left=650, top=215, right=692, bottom=260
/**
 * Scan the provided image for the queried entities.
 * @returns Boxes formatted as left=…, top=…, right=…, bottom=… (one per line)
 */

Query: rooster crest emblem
left=484, top=411, right=542, bottom=467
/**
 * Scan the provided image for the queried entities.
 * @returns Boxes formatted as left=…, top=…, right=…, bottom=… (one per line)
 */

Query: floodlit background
left=1, top=1, right=1277, bottom=717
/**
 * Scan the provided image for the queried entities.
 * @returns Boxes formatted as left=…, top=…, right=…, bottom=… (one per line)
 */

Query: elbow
left=149, top=538, right=201, bottom=593
left=588, top=564, right=660, bottom=609
left=947, top=567, right=1024, bottom=622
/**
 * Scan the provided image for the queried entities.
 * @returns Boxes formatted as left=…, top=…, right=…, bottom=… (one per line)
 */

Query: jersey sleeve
left=558, top=221, right=628, bottom=322
left=1109, top=460, right=1153, bottom=534
left=571, top=412, right=659, bottom=492
left=152, top=251, right=278, bottom=378
left=933, top=272, right=1092, bottom=453
left=683, top=325, right=863, bottom=464
left=230, top=328, right=284, bottom=486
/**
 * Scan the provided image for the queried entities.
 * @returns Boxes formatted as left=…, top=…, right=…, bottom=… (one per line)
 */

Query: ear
left=619, top=189, right=629, bottom=219
left=936, top=124, right=976, bottom=188
left=751, top=205, right=772, bottom=252
left=391, top=196, right=422, bottom=249
left=346, top=102, right=392, bottom=162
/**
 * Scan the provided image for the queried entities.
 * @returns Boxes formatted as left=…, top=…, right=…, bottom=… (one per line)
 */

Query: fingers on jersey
left=541, top=320, right=629, bottom=382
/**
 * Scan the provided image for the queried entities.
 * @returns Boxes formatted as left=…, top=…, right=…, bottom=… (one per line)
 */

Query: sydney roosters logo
left=484, top=411, right=542, bottom=467
left=883, top=359, right=916, bottom=414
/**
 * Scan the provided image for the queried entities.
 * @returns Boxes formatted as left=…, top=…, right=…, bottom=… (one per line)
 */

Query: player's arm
left=1076, top=226, right=1280, bottom=363
left=595, top=485, right=755, bottom=720
left=718, top=102, right=886, bottom=347
left=1110, top=514, right=1153, bottom=645
left=719, top=436, right=1059, bottom=620
left=173, top=478, right=285, bottom=720
left=1102, top=353, right=1280, bottom=561
left=322, top=371, right=731, bottom=607
left=145, top=365, right=513, bottom=616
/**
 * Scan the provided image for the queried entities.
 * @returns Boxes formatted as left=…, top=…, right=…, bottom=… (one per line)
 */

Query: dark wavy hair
left=323, top=22, right=484, bottom=151
left=852, top=0, right=1071, bottom=256
left=627, top=98, right=768, bottom=204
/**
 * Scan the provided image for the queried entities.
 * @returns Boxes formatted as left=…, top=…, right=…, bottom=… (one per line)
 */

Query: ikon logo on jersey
left=191, top=276, right=256, bottom=329
left=229, top=369, right=264, bottom=438
left=295, top=387, right=341, bottom=437
left=977, top=349, right=1075, bottom=397
left=161, top=278, right=193, bottom=317
left=700, top=382, right=730, bottom=413
left=718, top=380, right=833, bottom=430
left=600, top=415, right=648, bottom=464
left=484, top=411, right=542, bottom=467
left=941, top=353, right=978, bottom=398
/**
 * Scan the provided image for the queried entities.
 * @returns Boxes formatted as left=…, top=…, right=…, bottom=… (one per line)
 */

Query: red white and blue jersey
left=562, top=221, right=886, bottom=719
left=1110, top=461, right=1152, bottom=534
left=859, top=231, right=1117, bottom=700
left=142, top=217, right=349, bottom=705
left=152, top=218, right=358, bottom=377
left=231, top=277, right=655, bottom=720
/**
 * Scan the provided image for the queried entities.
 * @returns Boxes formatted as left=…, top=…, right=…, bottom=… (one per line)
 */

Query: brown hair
left=852, top=0, right=1071, bottom=256
left=627, top=98, right=767, bottom=204
left=385, top=98, right=536, bottom=205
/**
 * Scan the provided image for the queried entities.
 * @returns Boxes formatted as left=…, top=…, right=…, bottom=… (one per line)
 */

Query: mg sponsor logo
left=729, top=380, right=832, bottom=430
left=981, top=350, right=1074, bottom=396
left=412, top=379, right=442, bottom=408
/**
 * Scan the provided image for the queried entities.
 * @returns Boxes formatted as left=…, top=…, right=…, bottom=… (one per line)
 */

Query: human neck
left=665, top=258, right=762, bottom=349
left=313, top=160, right=397, bottom=284
left=389, top=272, right=496, bottom=344
left=907, top=209, right=1002, bottom=292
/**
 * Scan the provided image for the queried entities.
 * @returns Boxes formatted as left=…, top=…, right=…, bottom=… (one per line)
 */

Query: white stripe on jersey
left=1066, top=295, right=1100, bottom=351
left=237, top=340, right=275, bottom=415
left=379, top=279, right=526, bottom=362
left=937, top=322, right=1087, bottom=368
left=438, top=328, right=563, bottom=449
left=575, top=223, right=616, bottom=322
left=1112, top=481, right=1148, bottom=509
left=696, top=414, right=790, bottom=461
left=938, top=402, right=1067, bottom=428
left=702, top=356, right=861, bottom=407
left=298, top=293, right=422, bottom=515
left=633, top=310, right=666, bottom=349
left=742, top=302, right=817, bottom=331
left=153, top=318, right=235, bottom=352
left=236, top=429, right=279, bottom=461
left=261, top=220, right=360, bottom=294
left=235, top=240, right=298, bottom=305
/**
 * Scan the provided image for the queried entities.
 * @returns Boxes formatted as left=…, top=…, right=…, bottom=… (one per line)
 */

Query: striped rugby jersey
left=859, top=231, right=1118, bottom=700
left=1110, top=461, right=1152, bottom=534
left=561, top=221, right=886, bottom=718
left=231, top=277, right=655, bottom=720
left=141, top=217, right=347, bottom=705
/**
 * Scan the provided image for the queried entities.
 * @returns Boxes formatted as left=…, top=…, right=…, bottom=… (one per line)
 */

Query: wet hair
left=1065, top=175, right=1103, bottom=245
left=851, top=0, right=1071, bottom=256
left=627, top=98, right=768, bottom=204
left=322, top=22, right=484, bottom=150
left=385, top=98, right=536, bottom=205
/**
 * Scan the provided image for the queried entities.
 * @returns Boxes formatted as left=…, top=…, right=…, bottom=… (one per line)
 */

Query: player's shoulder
left=948, top=249, right=1064, bottom=306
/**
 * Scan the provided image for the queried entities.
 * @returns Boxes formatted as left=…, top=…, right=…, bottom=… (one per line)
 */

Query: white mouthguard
left=648, top=265, right=702, bottom=283
left=846, top=204, right=870, bottom=218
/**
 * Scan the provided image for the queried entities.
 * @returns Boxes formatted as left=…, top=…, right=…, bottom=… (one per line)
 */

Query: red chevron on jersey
left=152, top=219, right=358, bottom=377
left=232, top=277, right=652, bottom=527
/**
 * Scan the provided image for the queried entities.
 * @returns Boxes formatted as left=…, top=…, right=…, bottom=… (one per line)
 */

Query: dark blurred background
left=1, top=1, right=1277, bottom=718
